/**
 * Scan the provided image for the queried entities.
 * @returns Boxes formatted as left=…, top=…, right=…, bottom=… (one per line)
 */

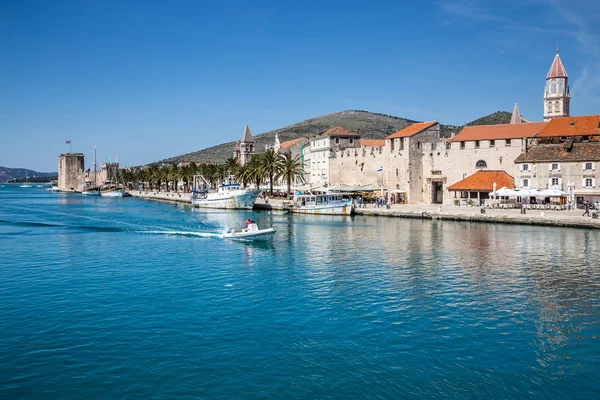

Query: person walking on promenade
left=583, top=201, right=590, bottom=217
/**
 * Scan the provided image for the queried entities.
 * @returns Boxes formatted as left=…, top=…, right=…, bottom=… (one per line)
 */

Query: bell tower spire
left=543, top=49, right=570, bottom=121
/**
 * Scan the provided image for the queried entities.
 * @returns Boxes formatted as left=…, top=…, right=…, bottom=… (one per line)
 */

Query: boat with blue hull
left=191, top=183, right=259, bottom=210
left=289, top=193, right=354, bottom=215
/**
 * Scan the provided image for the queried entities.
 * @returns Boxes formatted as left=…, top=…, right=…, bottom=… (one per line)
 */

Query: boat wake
left=139, top=230, right=223, bottom=239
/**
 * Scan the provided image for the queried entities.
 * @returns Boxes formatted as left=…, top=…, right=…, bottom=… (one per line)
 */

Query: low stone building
left=447, top=170, right=515, bottom=206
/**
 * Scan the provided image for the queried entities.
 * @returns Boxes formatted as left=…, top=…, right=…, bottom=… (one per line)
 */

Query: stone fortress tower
left=58, top=153, right=85, bottom=191
left=543, top=50, right=570, bottom=121
left=238, top=124, right=255, bottom=165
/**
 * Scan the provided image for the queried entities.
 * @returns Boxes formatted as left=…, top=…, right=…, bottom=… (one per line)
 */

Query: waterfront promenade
left=127, top=190, right=600, bottom=229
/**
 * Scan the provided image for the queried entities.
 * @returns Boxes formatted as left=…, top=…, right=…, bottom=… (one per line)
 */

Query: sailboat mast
left=94, top=146, right=97, bottom=184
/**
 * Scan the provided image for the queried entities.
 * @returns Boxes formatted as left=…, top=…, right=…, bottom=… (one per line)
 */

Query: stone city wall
left=329, top=145, right=385, bottom=187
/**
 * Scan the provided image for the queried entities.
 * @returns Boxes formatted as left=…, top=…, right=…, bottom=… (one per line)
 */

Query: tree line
left=119, top=149, right=304, bottom=198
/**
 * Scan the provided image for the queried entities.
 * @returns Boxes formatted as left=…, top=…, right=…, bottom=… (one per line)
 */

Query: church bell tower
left=543, top=50, right=570, bottom=121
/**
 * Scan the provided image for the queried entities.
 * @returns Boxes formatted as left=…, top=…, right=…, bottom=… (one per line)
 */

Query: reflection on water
left=1, top=187, right=599, bottom=399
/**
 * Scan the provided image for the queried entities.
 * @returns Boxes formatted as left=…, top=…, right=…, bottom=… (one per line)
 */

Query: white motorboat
left=222, top=223, right=276, bottom=240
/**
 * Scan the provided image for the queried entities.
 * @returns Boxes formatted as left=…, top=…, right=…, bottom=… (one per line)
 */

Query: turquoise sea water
left=1, top=185, right=599, bottom=399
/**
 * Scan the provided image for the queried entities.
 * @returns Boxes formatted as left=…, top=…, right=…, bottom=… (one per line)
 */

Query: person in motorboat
left=245, top=217, right=252, bottom=227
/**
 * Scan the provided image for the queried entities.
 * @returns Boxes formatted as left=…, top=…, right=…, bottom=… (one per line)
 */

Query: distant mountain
left=159, top=110, right=460, bottom=165
left=0, top=167, right=57, bottom=183
left=155, top=109, right=520, bottom=165
left=465, top=111, right=526, bottom=126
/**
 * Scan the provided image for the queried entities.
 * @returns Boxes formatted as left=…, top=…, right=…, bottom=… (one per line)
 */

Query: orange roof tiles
left=447, top=170, right=514, bottom=191
left=386, top=121, right=438, bottom=139
left=279, top=138, right=306, bottom=149
left=536, top=115, right=600, bottom=138
left=450, top=122, right=546, bottom=142
left=360, top=139, right=385, bottom=147
left=319, top=126, right=360, bottom=137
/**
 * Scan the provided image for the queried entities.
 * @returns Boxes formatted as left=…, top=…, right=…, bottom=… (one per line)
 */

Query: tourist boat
left=289, top=192, right=355, bottom=215
left=81, top=182, right=100, bottom=196
left=222, top=223, right=276, bottom=240
left=191, top=183, right=259, bottom=210
left=100, top=185, right=125, bottom=197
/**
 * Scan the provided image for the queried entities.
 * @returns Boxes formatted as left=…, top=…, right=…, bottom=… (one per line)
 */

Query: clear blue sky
left=1, top=0, right=599, bottom=171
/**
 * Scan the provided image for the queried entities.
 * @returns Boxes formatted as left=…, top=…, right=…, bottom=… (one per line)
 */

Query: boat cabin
left=295, top=193, right=344, bottom=207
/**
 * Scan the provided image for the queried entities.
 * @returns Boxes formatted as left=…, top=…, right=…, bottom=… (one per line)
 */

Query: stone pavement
left=355, top=203, right=600, bottom=229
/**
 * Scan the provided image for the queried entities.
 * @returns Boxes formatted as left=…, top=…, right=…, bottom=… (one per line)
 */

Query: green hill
left=157, top=109, right=518, bottom=165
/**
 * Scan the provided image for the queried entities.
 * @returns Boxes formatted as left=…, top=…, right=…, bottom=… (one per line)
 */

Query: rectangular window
left=551, top=178, right=559, bottom=186
left=489, top=140, right=495, bottom=147
left=522, top=179, right=529, bottom=188
left=475, top=140, right=480, bottom=149
left=446, top=142, right=451, bottom=150
left=390, top=139, right=394, bottom=152
left=585, top=162, right=593, bottom=170
left=417, top=142, right=421, bottom=150
left=460, top=141, right=465, bottom=149
left=349, top=138, right=354, bottom=144
left=506, top=139, right=511, bottom=147
left=400, top=138, right=404, bottom=151
left=551, top=163, right=559, bottom=171
left=585, top=178, right=593, bottom=187
left=522, top=164, right=529, bottom=171
left=335, top=138, right=340, bottom=144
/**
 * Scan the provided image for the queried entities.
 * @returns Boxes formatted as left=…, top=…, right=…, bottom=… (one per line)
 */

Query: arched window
left=547, top=102, right=553, bottom=113
left=476, top=160, right=487, bottom=169
left=554, top=101, right=560, bottom=112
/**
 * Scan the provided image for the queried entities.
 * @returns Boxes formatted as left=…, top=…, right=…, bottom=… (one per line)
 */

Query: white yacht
left=191, top=183, right=259, bottom=210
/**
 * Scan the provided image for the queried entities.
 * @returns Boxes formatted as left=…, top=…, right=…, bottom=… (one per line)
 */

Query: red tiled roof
left=318, top=126, right=360, bottom=137
left=515, top=143, right=600, bottom=163
left=386, top=121, right=438, bottom=139
left=536, top=115, right=600, bottom=138
left=547, top=53, right=568, bottom=79
left=360, top=139, right=385, bottom=147
left=450, top=122, right=546, bottom=142
left=447, top=170, right=514, bottom=191
left=280, top=138, right=306, bottom=149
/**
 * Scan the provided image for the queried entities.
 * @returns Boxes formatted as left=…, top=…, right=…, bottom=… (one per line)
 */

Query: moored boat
left=289, top=193, right=354, bottom=215
left=82, top=182, right=101, bottom=196
left=222, top=223, right=276, bottom=240
left=100, top=185, right=125, bottom=197
left=191, top=183, right=259, bottom=210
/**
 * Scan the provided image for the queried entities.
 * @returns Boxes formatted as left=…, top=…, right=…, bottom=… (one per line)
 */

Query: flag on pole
left=65, top=140, right=71, bottom=144
left=376, top=166, right=383, bottom=172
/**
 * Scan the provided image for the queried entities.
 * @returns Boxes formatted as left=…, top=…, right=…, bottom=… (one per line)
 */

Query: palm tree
left=276, top=152, right=303, bottom=199
left=234, top=163, right=253, bottom=188
left=248, top=155, right=264, bottom=190
left=158, top=166, right=169, bottom=192
left=169, top=164, right=181, bottom=192
left=260, top=148, right=283, bottom=196
left=225, top=157, right=239, bottom=177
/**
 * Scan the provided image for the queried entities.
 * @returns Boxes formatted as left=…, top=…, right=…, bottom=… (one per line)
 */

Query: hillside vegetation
left=158, top=109, right=518, bottom=165
left=0, top=167, right=57, bottom=182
